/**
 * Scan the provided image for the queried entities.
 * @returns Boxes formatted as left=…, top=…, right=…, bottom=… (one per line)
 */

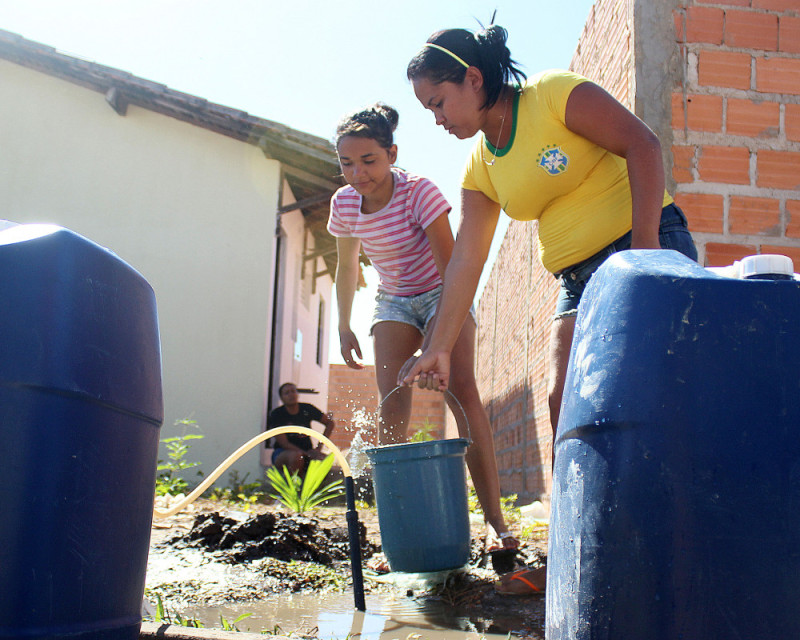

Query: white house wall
left=0, top=59, right=287, bottom=485
left=270, top=184, right=332, bottom=419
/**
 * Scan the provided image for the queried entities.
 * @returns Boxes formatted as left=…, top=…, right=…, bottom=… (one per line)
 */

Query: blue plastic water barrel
left=0, top=225, right=163, bottom=640
left=365, top=438, right=471, bottom=572
left=547, top=250, right=800, bottom=640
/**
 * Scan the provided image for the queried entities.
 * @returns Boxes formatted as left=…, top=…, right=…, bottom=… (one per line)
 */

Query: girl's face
left=337, top=135, right=397, bottom=203
left=412, top=71, right=485, bottom=139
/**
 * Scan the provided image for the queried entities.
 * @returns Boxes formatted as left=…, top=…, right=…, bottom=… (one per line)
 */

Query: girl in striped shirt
left=328, top=103, right=517, bottom=550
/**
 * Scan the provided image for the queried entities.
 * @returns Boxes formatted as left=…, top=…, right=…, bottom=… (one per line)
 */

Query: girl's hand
left=399, top=349, right=450, bottom=391
left=339, top=328, right=364, bottom=370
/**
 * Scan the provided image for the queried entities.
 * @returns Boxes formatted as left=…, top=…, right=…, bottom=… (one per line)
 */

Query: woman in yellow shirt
left=400, top=24, right=697, bottom=592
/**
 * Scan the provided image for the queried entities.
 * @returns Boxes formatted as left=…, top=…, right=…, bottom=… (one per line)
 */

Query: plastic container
left=0, top=225, right=163, bottom=640
left=365, top=438, right=471, bottom=572
left=547, top=249, right=800, bottom=640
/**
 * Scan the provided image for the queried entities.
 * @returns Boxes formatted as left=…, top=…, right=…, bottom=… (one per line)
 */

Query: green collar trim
left=485, top=88, right=520, bottom=159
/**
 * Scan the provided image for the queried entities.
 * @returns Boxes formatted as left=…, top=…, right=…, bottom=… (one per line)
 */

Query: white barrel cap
left=740, top=254, right=794, bottom=278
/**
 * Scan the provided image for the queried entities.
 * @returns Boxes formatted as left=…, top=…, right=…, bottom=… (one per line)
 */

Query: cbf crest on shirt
left=538, top=145, right=569, bottom=176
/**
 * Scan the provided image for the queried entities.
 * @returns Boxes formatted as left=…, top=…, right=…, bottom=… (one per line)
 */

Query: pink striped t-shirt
left=327, top=168, right=451, bottom=296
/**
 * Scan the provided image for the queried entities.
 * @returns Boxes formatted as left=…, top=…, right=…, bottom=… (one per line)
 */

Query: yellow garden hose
left=151, top=425, right=365, bottom=611
left=153, top=426, right=351, bottom=518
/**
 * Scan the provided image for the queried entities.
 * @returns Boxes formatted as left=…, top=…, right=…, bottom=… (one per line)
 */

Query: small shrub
left=207, top=470, right=266, bottom=510
left=267, top=453, right=344, bottom=514
left=150, top=594, right=204, bottom=628
left=468, top=486, right=521, bottom=526
left=409, top=418, right=438, bottom=442
left=155, top=418, right=203, bottom=496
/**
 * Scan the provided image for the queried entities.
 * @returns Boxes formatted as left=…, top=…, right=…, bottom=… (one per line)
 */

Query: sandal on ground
left=494, top=567, right=546, bottom=595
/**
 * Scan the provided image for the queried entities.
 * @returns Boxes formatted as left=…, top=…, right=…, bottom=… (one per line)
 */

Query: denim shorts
left=553, top=204, right=698, bottom=319
left=371, top=285, right=442, bottom=334
left=370, top=285, right=476, bottom=334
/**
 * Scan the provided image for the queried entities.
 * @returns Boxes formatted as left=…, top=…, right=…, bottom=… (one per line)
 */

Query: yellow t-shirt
left=462, top=69, right=672, bottom=274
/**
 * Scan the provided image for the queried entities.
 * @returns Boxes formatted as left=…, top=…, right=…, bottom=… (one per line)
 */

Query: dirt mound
left=168, top=511, right=379, bottom=565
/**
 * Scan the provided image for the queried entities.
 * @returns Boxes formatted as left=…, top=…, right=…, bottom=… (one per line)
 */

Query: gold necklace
left=481, top=94, right=510, bottom=167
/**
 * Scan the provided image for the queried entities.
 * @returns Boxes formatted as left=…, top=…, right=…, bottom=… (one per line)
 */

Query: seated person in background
left=268, top=382, right=335, bottom=475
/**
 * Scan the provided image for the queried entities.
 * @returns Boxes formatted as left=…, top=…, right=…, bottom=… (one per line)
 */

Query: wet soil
left=146, top=497, right=548, bottom=638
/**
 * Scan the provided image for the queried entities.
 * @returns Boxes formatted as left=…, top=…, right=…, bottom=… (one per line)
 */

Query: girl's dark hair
left=335, top=103, right=399, bottom=149
left=406, top=25, right=526, bottom=110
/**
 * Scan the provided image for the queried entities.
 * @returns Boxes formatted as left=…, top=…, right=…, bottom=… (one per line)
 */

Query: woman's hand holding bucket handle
left=398, top=348, right=450, bottom=391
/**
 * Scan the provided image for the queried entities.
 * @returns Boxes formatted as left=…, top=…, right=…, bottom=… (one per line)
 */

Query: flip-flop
left=494, top=567, right=546, bottom=595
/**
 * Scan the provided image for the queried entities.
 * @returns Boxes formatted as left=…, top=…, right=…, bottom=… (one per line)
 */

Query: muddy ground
left=146, top=497, right=548, bottom=638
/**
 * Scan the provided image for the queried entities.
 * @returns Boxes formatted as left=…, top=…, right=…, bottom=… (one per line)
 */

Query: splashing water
left=346, top=408, right=376, bottom=479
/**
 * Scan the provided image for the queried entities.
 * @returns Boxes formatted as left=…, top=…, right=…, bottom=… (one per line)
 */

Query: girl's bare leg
left=372, top=321, right=423, bottom=444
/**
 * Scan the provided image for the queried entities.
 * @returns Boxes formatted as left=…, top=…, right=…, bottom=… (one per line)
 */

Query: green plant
left=409, top=417, right=438, bottom=442
left=149, top=595, right=252, bottom=633
left=207, top=470, right=266, bottom=510
left=151, top=594, right=204, bottom=628
left=219, top=612, right=252, bottom=632
left=155, top=418, right=204, bottom=496
left=468, top=487, right=521, bottom=527
left=267, top=453, right=344, bottom=514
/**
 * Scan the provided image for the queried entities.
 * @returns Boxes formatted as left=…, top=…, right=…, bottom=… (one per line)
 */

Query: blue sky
left=1, top=0, right=596, bottom=364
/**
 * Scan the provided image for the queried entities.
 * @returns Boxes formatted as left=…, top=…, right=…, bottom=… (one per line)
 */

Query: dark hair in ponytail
left=406, top=24, right=526, bottom=110
left=335, top=103, right=399, bottom=150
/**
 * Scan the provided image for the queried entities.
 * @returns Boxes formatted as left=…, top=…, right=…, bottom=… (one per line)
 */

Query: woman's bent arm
left=565, top=81, right=663, bottom=249
left=401, top=189, right=501, bottom=389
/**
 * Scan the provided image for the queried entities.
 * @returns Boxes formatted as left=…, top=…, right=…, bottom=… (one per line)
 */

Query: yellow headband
left=425, top=43, right=470, bottom=69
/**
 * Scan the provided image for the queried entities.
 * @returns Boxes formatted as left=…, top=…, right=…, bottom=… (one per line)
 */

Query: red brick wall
left=570, top=0, right=634, bottom=107
left=326, top=364, right=446, bottom=453
left=475, top=0, right=800, bottom=504
left=672, top=0, right=800, bottom=266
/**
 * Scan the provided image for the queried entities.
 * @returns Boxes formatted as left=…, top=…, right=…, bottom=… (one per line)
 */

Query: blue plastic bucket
left=0, top=225, right=163, bottom=640
left=365, top=437, right=471, bottom=572
left=547, top=250, right=800, bottom=640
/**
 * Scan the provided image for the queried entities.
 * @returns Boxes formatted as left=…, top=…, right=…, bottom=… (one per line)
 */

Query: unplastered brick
left=729, top=196, right=782, bottom=235
left=687, top=6, right=724, bottom=44
left=672, top=145, right=697, bottom=182
left=756, top=57, right=800, bottom=95
left=788, top=200, right=800, bottom=238
left=698, top=145, right=751, bottom=184
left=780, top=16, right=800, bottom=55
left=675, top=192, right=725, bottom=233
left=726, top=98, right=781, bottom=137
left=725, top=9, right=779, bottom=51
left=787, top=104, right=800, bottom=142
left=698, top=50, right=752, bottom=90
left=696, top=0, right=750, bottom=6
left=686, top=94, right=724, bottom=131
left=753, top=0, right=800, bottom=12
left=705, top=242, right=759, bottom=266
left=757, top=150, right=800, bottom=189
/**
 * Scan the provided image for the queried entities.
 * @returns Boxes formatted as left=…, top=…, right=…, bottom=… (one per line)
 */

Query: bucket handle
left=375, top=385, right=471, bottom=445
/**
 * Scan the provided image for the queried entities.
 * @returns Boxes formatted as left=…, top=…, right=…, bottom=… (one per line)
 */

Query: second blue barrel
left=547, top=250, right=800, bottom=640
left=0, top=224, right=163, bottom=640
left=365, top=438, right=471, bottom=573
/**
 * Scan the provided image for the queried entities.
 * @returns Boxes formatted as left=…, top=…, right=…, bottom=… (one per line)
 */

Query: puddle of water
left=182, top=592, right=537, bottom=639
